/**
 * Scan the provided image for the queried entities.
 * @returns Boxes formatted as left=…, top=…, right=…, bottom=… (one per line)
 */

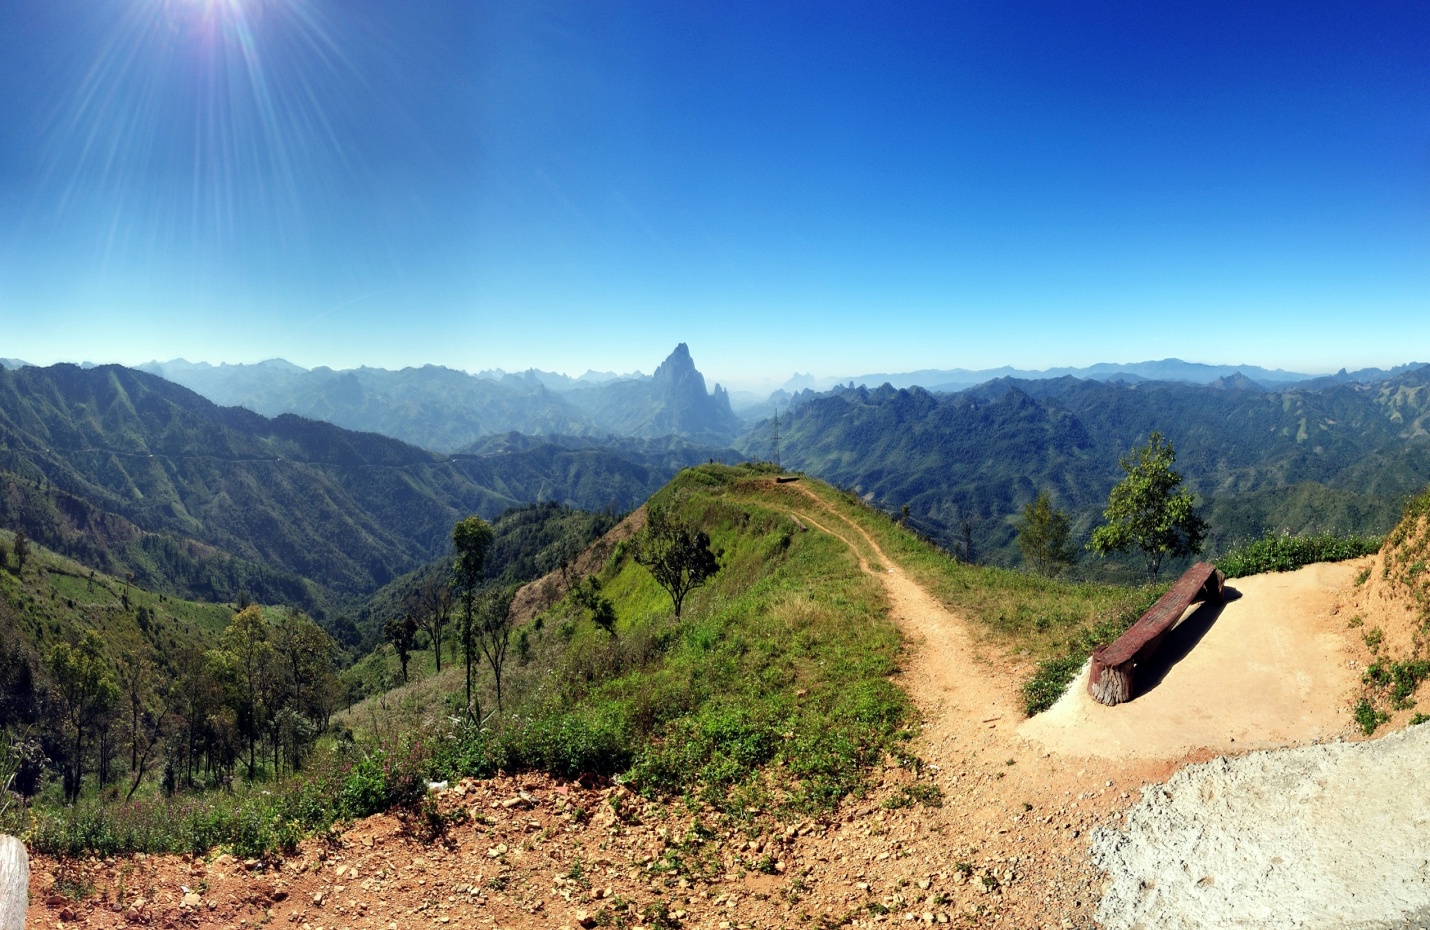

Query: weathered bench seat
left=1088, top=561, right=1224, bottom=706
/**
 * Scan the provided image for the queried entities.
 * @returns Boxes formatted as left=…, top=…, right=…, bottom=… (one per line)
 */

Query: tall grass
left=15, top=739, right=429, bottom=859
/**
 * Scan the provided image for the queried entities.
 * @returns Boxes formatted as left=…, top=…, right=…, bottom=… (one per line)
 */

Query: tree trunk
left=70, top=725, right=84, bottom=804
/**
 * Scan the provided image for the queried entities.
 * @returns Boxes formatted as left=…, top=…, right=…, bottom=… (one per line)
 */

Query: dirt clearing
left=1020, top=561, right=1365, bottom=760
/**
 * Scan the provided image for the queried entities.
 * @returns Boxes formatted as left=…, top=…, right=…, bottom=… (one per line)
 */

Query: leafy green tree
left=1017, top=490, right=1077, bottom=578
left=572, top=576, right=617, bottom=636
left=48, top=631, right=120, bottom=803
left=1089, top=432, right=1208, bottom=580
left=272, top=610, right=337, bottom=770
left=11, top=528, right=28, bottom=575
left=633, top=506, right=720, bottom=619
left=383, top=613, right=418, bottom=684
left=218, top=605, right=276, bottom=779
left=452, top=515, right=494, bottom=722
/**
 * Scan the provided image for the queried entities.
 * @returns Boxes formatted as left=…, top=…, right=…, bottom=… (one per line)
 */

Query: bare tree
left=476, top=585, right=518, bottom=713
left=411, top=576, right=452, bottom=673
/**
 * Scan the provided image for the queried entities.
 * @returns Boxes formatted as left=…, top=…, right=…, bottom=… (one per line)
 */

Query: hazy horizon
left=3, top=2, right=1428, bottom=382
left=7, top=347, right=1417, bottom=398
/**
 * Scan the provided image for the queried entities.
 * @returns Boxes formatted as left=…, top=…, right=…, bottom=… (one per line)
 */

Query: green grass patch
left=881, top=782, right=944, bottom=810
left=1215, top=530, right=1381, bottom=579
left=13, top=739, right=430, bottom=859
left=1021, top=655, right=1087, bottom=716
left=1363, top=658, right=1430, bottom=710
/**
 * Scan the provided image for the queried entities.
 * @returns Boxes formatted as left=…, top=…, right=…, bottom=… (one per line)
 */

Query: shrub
left=1021, top=655, right=1086, bottom=716
left=1354, top=699, right=1389, bottom=736
left=1216, top=531, right=1381, bottom=579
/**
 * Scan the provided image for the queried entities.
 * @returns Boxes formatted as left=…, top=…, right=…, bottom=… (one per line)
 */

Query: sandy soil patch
left=1093, top=722, right=1430, bottom=930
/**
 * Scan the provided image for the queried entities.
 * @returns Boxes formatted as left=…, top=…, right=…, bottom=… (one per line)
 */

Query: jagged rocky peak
left=653, top=343, right=700, bottom=385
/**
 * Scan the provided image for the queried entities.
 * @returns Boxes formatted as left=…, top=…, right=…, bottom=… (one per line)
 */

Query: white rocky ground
left=1092, top=722, right=1430, bottom=930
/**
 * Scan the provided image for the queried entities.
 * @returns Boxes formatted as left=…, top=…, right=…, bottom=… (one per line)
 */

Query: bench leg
left=1088, top=654, right=1132, bottom=706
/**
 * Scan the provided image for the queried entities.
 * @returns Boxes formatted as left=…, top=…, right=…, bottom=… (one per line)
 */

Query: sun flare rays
left=39, top=0, right=372, bottom=265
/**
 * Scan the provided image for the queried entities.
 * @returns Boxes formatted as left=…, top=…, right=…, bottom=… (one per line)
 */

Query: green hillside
left=0, top=364, right=717, bottom=620
left=0, top=527, right=235, bottom=677
left=344, top=465, right=1155, bottom=815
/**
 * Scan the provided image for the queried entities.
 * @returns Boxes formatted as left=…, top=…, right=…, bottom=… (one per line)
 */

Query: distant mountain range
left=7, top=347, right=1430, bottom=595
left=774, top=359, right=1424, bottom=395
left=137, top=344, right=741, bottom=451
left=0, top=364, right=730, bottom=622
left=739, top=364, right=1430, bottom=573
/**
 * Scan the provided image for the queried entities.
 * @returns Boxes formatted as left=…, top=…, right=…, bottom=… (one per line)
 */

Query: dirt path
left=776, top=487, right=1374, bottom=926
left=776, top=488, right=1174, bottom=925
left=794, top=507, right=1023, bottom=738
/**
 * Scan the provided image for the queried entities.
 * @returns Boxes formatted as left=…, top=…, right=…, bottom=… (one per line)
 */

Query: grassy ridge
left=738, top=479, right=1162, bottom=715
left=413, top=463, right=911, bottom=816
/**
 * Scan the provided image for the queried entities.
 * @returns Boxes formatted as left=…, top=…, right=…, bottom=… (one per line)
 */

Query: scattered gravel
left=1093, top=723, right=1430, bottom=929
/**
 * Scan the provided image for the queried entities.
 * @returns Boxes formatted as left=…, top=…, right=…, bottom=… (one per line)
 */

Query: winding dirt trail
left=790, top=498, right=1025, bottom=755
left=771, top=485, right=1172, bottom=925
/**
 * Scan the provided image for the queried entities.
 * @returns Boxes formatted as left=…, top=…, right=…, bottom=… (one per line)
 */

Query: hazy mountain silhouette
left=562, top=344, right=742, bottom=443
left=140, top=344, right=741, bottom=450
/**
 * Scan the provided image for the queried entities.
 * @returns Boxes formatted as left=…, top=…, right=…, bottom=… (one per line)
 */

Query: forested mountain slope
left=0, top=365, right=715, bottom=616
left=742, top=366, right=1430, bottom=567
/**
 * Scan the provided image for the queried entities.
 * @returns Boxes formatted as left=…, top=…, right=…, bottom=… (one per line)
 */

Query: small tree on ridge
left=1018, top=490, right=1077, bottom=578
left=452, top=515, right=494, bottom=723
left=1088, top=432, right=1207, bottom=581
left=633, top=506, right=720, bottom=619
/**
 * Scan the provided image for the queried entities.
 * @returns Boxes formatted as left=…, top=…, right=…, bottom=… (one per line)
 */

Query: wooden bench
left=1088, top=562, right=1225, bottom=706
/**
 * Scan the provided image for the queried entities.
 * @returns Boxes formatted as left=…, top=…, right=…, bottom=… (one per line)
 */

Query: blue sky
left=1, top=1, right=1427, bottom=389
